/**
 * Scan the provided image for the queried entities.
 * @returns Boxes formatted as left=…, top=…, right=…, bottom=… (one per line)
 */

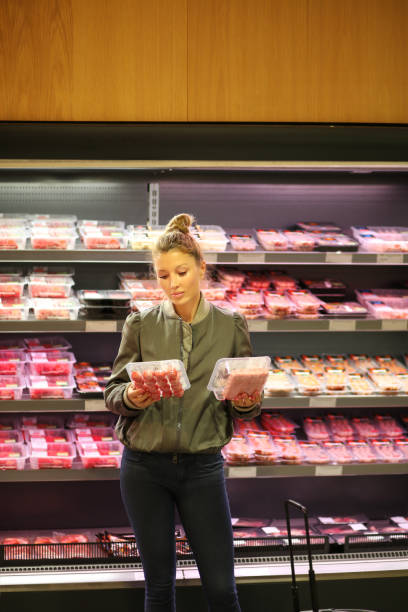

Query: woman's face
left=154, top=249, right=205, bottom=308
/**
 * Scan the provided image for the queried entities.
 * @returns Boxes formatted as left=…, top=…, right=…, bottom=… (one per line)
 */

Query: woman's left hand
left=233, top=390, right=261, bottom=409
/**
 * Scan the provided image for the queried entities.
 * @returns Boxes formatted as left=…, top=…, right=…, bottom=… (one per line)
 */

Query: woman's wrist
left=123, top=383, right=144, bottom=410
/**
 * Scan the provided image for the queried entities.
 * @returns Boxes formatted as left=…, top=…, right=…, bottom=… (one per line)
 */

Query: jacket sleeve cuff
left=229, top=401, right=261, bottom=420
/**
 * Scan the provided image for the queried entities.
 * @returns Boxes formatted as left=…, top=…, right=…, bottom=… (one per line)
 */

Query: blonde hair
left=152, top=213, right=203, bottom=264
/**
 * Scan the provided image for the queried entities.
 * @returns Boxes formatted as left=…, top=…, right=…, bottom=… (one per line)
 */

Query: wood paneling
left=187, top=0, right=408, bottom=123
left=0, top=0, right=187, bottom=121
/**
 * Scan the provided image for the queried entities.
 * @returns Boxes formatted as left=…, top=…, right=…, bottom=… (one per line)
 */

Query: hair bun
left=165, top=213, right=194, bottom=235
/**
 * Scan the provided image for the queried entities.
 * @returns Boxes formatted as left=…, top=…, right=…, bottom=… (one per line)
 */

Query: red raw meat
left=223, top=368, right=268, bottom=400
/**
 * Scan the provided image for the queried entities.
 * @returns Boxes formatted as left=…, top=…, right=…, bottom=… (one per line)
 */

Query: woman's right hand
left=126, top=384, right=155, bottom=409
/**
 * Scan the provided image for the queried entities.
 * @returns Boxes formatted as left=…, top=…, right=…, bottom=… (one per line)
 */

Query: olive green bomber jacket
left=104, top=297, right=262, bottom=454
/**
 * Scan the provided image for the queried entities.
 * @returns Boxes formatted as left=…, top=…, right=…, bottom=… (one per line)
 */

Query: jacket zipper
left=175, top=317, right=184, bottom=455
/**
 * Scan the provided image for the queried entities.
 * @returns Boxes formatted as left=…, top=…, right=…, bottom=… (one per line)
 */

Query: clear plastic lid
left=0, top=443, right=28, bottom=469
left=29, top=266, right=75, bottom=277
left=0, top=430, right=23, bottom=444
left=207, top=356, right=271, bottom=401
left=73, top=427, right=117, bottom=442
left=126, top=359, right=191, bottom=397
left=20, top=414, right=65, bottom=429
left=30, top=297, right=80, bottom=320
left=24, top=336, right=72, bottom=351
left=263, top=369, right=295, bottom=396
left=260, top=412, right=298, bottom=435
left=77, top=290, right=132, bottom=307
left=27, top=350, right=76, bottom=364
left=303, top=417, right=331, bottom=441
left=291, top=369, right=324, bottom=395
left=78, top=219, right=125, bottom=230
left=322, top=441, right=354, bottom=464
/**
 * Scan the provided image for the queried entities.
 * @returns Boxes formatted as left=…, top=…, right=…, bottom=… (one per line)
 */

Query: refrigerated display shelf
left=0, top=318, right=407, bottom=333
left=2, top=462, right=408, bottom=482
left=0, top=249, right=407, bottom=265
left=1, top=395, right=408, bottom=413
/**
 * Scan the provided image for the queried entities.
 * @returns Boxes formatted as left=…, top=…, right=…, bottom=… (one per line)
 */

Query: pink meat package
left=207, top=356, right=271, bottom=401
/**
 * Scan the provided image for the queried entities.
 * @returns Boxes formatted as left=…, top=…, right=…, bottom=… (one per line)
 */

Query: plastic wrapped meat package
left=66, top=413, right=115, bottom=429
left=286, top=290, right=322, bottom=317
left=260, top=412, right=298, bottom=436
left=370, top=439, right=405, bottom=463
left=228, top=290, right=264, bottom=317
left=0, top=228, right=28, bottom=250
left=321, top=301, right=368, bottom=317
left=346, top=440, right=378, bottom=463
left=325, top=415, right=355, bottom=441
left=270, top=273, right=298, bottom=293
left=351, top=418, right=380, bottom=439
left=263, top=370, right=295, bottom=396
left=255, top=229, right=288, bottom=251
left=373, top=356, right=408, bottom=375
left=263, top=292, right=293, bottom=318
left=122, top=279, right=164, bottom=300
left=316, top=522, right=370, bottom=545
left=273, top=355, right=302, bottom=372
left=0, top=350, right=27, bottom=375
left=78, top=289, right=132, bottom=319
left=348, top=354, right=376, bottom=373
left=245, top=272, right=271, bottom=290
left=303, top=417, right=331, bottom=441
left=325, top=354, right=357, bottom=373
left=396, top=374, right=408, bottom=394
left=27, top=375, right=76, bottom=399
left=216, top=268, right=246, bottom=291
left=0, top=275, right=26, bottom=299
left=348, top=373, right=376, bottom=395
left=127, top=225, right=154, bottom=250
left=366, top=300, right=408, bottom=320
left=272, top=437, right=303, bottom=464
left=368, top=368, right=402, bottom=394
left=283, top=231, right=316, bottom=251
left=229, top=234, right=257, bottom=251
left=191, top=226, right=228, bottom=251
left=0, top=375, right=26, bottom=400
left=311, top=232, right=359, bottom=252
left=246, top=431, right=280, bottom=464
left=324, top=368, right=348, bottom=394
left=73, top=427, right=117, bottom=443
left=207, top=356, right=270, bottom=401
left=0, top=443, right=28, bottom=470
left=200, top=281, right=228, bottom=301
left=126, top=359, right=190, bottom=400
left=298, top=441, right=331, bottom=464
left=374, top=415, right=405, bottom=438
left=291, top=370, right=324, bottom=396
left=77, top=441, right=123, bottom=468
left=322, top=441, right=354, bottom=464
left=31, top=298, right=80, bottom=320
left=222, top=434, right=255, bottom=465
left=300, top=355, right=326, bottom=375
left=0, top=298, right=30, bottom=320
left=26, top=351, right=76, bottom=376
left=0, top=429, right=23, bottom=444
left=26, top=429, right=72, bottom=447
left=28, top=276, right=74, bottom=299
left=394, top=438, right=408, bottom=460
left=24, top=336, right=72, bottom=352
left=31, top=228, right=77, bottom=250
left=28, top=442, right=76, bottom=469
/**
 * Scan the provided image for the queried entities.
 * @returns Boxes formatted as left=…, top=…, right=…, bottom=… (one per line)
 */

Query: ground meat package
left=207, top=356, right=270, bottom=401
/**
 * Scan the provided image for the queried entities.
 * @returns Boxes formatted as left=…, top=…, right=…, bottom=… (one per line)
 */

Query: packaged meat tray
left=31, top=229, right=77, bottom=250
left=0, top=229, right=28, bottom=250
left=366, top=300, right=408, bottom=320
left=303, top=417, right=331, bottom=441
left=246, top=431, right=280, bottom=464
left=300, top=355, right=325, bottom=375
left=231, top=517, right=271, bottom=528
left=77, top=290, right=132, bottom=307
left=270, top=273, right=298, bottom=293
left=263, top=292, right=293, bottom=317
left=287, top=290, right=322, bottom=315
left=216, top=268, right=246, bottom=291
left=27, top=351, right=76, bottom=376
left=27, top=428, right=73, bottom=447
left=312, top=232, right=359, bottom=252
left=28, top=276, right=74, bottom=299
left=24, top=336, right=71, bottom=352
left=255, top=229, right=288, bottom=251
left=302, top=278, right=347, bottom=301
left=127, top=226, right=154, bottom=250
left=373, top=355, right=407, bottom=375
left=79, top=304, right=131, bottom=320
left=76, top=441, right=123, bottom=468
left=78, top=219, right=125, bottom=230
left=298, top=441, right=331, bottom=464
left=0, top=375, right=25, bottom=400
left=207, top=356, right=270, bottom=401
left=367, top=368, right=402, bottom=394
left=374, top=415, right=406, bottom=438
left=348, top=354, right=376, bottom=373
left=397, top=374, right=408, bottom=394
left=126, top=360, right=190, bottom=399
left=370, top=439, right=405, bottom=463
left=321, top=301, right=368, bottom=317
left=283, top=231, right=316, bottom=251
left=291, top=370, right=324, bottom=396
left=0, top=351, right=27, bottom=375
left=29, top=266, right=75, bottom=277
left=222, top=434, right=255, bottom=465
left=229, top=234, right=257, bottom=251
left=351, top=417, right=380, bottom=439
left=200, top=281, right=227, bottom=301
left=193, top=226, right=228, bottom=251
left=394, top=438, right=408, bottom=460
left=296, top=222, right=343, bottom=233
left=122, top=279, right=164, bottom=300
left=66, top=413, right=115, bottom=429
left=263, top=369, right=295, bottom=396
left=346, top=440, right=378, bottom=463
left=0, top=275, right=26, bottom=298
left=27, top=375, right=76, bottom=400
left=245, top=271, right=272, bottom=290
left=0, top=416, right=19, bottom=430
left=81, top=229, right=127, bottom=250
left=260, top=412, right=298, bottom=435
left=0, top=338, right=26, bottom=352
left=73, top=427, right=117, bottom=443
left=0, top=430, right=23, bottom=444
left=31, top=298, right=80, bottom=320
left=326, top=415, right=355, bottom=441
left=0, top=443, right=28, bottom=470
left=28, top=442, right=76, bottom=469
left=228, top=290, right=264, bottom=310
left=274, top=355, right=302, bottom=372
left=234, top=418, right=263, bottom=435
left=325, top=354, right=355, bottom=373
left=75, top=378, right=104, bottom=396
left=29, top=214, right=77, bottom=222
left=317, top=515, right=369, bottom=525
left=20, top=414, right=65, bottom=430
left=316, top=523, right=370, bottom=545
left=324, top=367, right=348, bottom=394
left=322, top=441, right=354, bottom=464
left=211, top=300, right=236, bottom=313
left=272, top=436, right=303, bottom=464
left=0, top=298, right=29, bottom=320
left=348, top=373, right=376, bottom=395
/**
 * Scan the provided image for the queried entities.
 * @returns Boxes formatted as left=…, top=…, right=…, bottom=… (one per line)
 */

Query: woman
left=104, top=214, right=261, bottom=612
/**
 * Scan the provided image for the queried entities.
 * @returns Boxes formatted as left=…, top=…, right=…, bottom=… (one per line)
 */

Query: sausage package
left=207, top=356, right=271, bottom=401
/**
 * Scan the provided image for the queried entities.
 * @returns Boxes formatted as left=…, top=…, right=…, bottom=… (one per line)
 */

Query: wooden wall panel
left=0, top=0, right=187, bottom=121
left=187, top=0, right=408, bottom=123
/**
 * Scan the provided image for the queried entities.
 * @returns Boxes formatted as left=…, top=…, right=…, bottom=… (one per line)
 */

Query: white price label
left=85, top=320, right=117, bottom=332
left=318, top=517, right=335, bottom=524
left=85, top=399, right=106, bottom=412
left=262, top=526, right=280, bottom=534
left=248, top=319, right=268, bottom=332
left=350, top=523, right=367, bottom=531
left=204, top=253, right=217, bottom=264
left=228, top=466, right=257, bottom=478
left=238, top=252, right=264, bottom=264
left=377, top=253, right=404, bottom=264
left=329, top=319, right=356, bottom=331
left=325, top=252, right=353, bottom=264
left=315, top=465, right=343, bottom=476
left=309, top=396, right=336, bottom=408
left=381, top=320, right=407, bottom=331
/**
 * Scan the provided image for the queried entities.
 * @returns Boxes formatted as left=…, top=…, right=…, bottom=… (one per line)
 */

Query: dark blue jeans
left=120, top=447, right=241, bottom=612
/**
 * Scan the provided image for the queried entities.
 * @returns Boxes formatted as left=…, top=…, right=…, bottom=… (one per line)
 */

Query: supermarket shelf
left=2, top=395, right=408, bottom=413
left=0, top=318, right=407, bottom=333
left=0, top=249, right=407, bottom=265
left=3, top=462, right=408, bottom=482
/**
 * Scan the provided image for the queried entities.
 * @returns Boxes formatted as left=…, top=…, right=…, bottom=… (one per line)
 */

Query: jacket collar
left=162, top=293, right=211, bottom=325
